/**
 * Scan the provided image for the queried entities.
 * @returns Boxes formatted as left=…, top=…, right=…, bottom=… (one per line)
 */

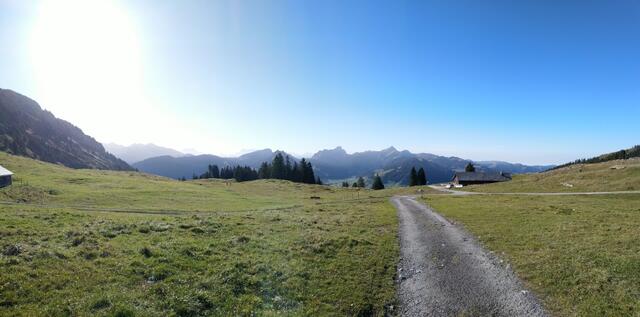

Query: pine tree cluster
left=190, top=153, right=322, bottom=184
left=465, top=163, right=476, bottom=172
left=408, top=167, right=427, bottom=186
left=371, top=174, right=385, bottom=190
left=342, top=176, right=366, bottom=188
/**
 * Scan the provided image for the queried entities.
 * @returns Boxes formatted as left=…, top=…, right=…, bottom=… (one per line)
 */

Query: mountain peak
left=104, top=143, right=184, bottom=164
left=312, top=146, right=349, bottom=161
left=253, top=148, right=274, bottom=154
left=328, top=146, right=347, bottom=154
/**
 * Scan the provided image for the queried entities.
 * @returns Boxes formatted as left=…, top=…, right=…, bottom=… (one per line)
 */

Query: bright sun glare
left=29, top=0, right=155, bottom=144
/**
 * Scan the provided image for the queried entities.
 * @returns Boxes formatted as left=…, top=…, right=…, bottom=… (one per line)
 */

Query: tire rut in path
left=392, top=196, right=547, bottom=317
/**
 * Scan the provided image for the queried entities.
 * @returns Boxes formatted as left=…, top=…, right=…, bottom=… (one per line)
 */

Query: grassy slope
left=425, top=194, right=640, bottom=316
left=0, top=152, right=404, bottom=316
left=462, top=158, right=640, bottom=193
left=0, top=151, right=438, bottom=211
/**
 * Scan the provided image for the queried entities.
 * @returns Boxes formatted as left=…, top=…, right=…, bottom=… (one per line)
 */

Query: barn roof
left=453, top=172, right=510, bottom=182
left=0, top=165, right=14, bottom=176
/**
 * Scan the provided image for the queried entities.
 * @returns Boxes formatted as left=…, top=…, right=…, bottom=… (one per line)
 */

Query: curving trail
left=392, top=196, right=547, bottom=317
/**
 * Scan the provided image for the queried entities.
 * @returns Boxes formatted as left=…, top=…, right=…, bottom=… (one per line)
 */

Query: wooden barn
left=452, top=171, right=511, bottom=186
left=0, top=165, right=13, bottom=188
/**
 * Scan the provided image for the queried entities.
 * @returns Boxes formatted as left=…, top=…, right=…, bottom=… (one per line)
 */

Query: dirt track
left=392, top=196, right=547, bottom=317
left=428, top=185, right=640, bottom=196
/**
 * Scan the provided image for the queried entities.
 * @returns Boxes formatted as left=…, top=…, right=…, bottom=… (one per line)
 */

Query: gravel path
left=428, top=185, right=640, bottom=196
left=392, top=195, right=547, bottom=317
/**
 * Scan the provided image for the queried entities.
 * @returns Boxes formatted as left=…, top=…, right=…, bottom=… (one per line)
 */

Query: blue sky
left=1, top=0, right=639, bottom=165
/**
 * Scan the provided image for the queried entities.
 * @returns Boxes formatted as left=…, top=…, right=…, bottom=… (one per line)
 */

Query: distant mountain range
left=310, top=146, right=553, bottom=185
left=104, top=143, right=186, bottom=164
left=132, top=149, right=288, bottom=179
left=0, top=89, right=132, bottom=171
left=132, top=146, right=554, bottom=185
left=0, top=88, right=553, bottom=182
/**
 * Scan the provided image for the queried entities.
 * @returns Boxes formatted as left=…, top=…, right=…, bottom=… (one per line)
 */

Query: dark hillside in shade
left=0, top=89, right=132, bottom=171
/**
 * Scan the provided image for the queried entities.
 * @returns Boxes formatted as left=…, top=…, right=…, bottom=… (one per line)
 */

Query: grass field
left=462, top=158, right=640, bottom=193
left=424, top=194, right=640, bottom=316
left=10, top=148, right=640, bottom=316
left=0, top=152, right=427, bottom=316
left=0, top=151, right=437, bottom=211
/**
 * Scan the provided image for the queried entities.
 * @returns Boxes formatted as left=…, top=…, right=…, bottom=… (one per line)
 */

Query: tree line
left=184, top=156, right=437, bottom=191
left=341, top=175, right=385, bottom=190
left=187, top=153, right=322, bottom=184
left=552, top=145, right=640, bottom=170
left=341, top=176, right=366, bottom=188
left=257, top=153, right=320, bottom=184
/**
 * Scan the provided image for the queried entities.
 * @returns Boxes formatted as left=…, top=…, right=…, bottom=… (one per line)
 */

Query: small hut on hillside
left=0, top=165, right=13, bottom=188
left=452, top=171, right=511, bottom=186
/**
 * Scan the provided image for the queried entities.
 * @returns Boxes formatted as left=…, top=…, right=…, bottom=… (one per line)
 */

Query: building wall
left=0, top=175, right=12, bottom=188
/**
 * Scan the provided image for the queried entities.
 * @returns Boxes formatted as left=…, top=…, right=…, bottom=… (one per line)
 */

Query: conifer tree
left=357, top=176, right=366, bottom=188
left=291, top=161, right=301, bottom=182
left=220, top=166, right=234, bottom=179
left=409, top=167, right=418, bottom=186
left=232, top=165, right=259, bottom=182
left=465, top=162, right=476, bottom=172
left=316, top=176, right=322, bottom=185
left=258, top=162, right=271, bottom=179
left=352, top=182, right=358, bottom=188
left=371, top=174, right=385, bottom=190
left=300, top=158, right=316, bottom=184
left=284, top=156, right=293, bottom=180
left=270, top=153, right=286, bottom=179
left=299, top=158, right=307, bottom=183
left=417, top=167, right=427, bottom=185
left=342, top=181, right=349, bottom=187
left=211, top=165, right=220, bottom=178
left=303, top=160, right=316, bottom=184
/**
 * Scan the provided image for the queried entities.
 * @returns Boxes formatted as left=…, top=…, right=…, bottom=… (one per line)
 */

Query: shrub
left=91, top=298, right=111, bottom=310
left=140, top=247, right=153, bottom=258
left=2, top=244, right=22, bottom=256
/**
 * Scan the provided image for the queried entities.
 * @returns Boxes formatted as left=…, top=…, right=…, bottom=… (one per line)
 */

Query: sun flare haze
left=28, top=0, right=177, bottom=147
left=1, top=0, right=640, bottom=161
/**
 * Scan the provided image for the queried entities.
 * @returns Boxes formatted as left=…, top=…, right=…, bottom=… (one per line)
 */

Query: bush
left=140, top=246, right=153, bottom=258
left=2, top=244, right=22, bottom=256
left=112, top=306, right=135, bottom=317
left=91, top=298, right=111, bottom=310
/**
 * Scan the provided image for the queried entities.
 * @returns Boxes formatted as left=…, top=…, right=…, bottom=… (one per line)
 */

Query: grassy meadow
left=9, top=148, right=640, bottom=316
left=424, top=194, right=640, bottom=316
left=0, top=152, right=417, bottom=316
left=462, top=158, right=640, bottom=193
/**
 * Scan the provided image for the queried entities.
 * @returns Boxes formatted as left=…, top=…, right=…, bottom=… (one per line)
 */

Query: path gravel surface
left=392, top=195, right=547, bottom=317
left=428, top=185, right=640, bottom=196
